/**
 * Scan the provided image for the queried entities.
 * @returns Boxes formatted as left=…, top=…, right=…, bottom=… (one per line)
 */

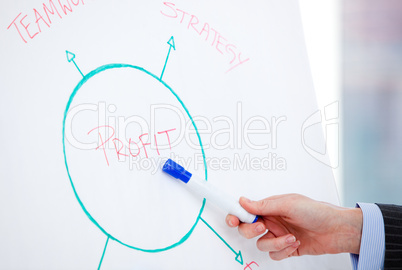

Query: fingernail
left=226, top=216, right=234, bottom=227
left=292, top=240, right=300, bottom=248
left=255, top=224, right=264, bottom=233
left=241, top=197, right=251, bottom=203
left=286, top=235, right=296, bottom=244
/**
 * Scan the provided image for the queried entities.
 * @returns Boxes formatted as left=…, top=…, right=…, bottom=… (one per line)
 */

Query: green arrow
left=97, top=236, right=110, bottom=270
left=200, top=217, right=243, bottom=265
left=160, top=36, right=175, bottom=81
left=66, top=50, right=84, bottom=77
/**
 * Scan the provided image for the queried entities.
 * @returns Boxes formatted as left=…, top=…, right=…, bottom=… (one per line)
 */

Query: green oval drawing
left=62, top=64, right=207, bottom=252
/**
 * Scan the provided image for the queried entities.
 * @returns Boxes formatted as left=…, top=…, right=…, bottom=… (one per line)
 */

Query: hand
left=226, top=194, right=363, bottom=261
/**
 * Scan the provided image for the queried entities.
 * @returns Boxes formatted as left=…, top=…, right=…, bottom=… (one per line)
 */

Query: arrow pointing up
left=167, top=36, right=175, bottom=50
left=160, top=36, right=175, bottom=81
left=66, top=51, right=75, bottom=62
left=66, top=50, right=84, bottom=77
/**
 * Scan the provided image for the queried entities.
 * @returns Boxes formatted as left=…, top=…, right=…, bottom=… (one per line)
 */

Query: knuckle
left=269, top=252, right=283, bottom=261
left=273, top=240, right=283, bottom=251
left=256, top=199, right=268, bottom=212
left=256, top=239, right=266, bottom=251
left=237, top=227, right=245, bottom=237
left=245, top=234, right=254, bottom=239
left=238, top=227, right=251, bottom=239
left=245, top=231, right=254, bottom=239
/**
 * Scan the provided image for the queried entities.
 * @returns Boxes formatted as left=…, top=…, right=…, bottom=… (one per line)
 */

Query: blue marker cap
left=162, top=159, right=192, bottom=183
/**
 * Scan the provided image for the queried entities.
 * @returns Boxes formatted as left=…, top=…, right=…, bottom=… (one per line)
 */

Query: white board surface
left=0, top=0, right=351, bottom=269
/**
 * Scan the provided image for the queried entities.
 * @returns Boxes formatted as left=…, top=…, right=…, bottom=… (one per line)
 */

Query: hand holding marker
left=162, top=159, right=258, bottom=223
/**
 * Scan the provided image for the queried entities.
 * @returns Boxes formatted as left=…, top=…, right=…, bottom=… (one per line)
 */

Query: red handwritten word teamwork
left=88, top=125, right=176, bottom=166
left=7, top=0, right=86, bottom=44
left=161, top=2, right=250, bottom=73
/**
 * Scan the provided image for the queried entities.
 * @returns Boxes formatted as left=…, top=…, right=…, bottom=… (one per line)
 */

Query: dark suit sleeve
left=376, top=204, right=402, bottom=269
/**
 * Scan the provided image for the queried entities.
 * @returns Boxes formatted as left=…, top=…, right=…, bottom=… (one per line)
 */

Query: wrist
left=335, top=207, right=363, bottom=254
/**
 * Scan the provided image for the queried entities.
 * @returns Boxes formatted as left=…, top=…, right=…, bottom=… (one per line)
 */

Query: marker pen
left=162, top=159, right=258, bottom=224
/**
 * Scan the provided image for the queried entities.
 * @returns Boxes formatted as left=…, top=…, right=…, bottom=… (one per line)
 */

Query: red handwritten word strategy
left=88, top=125, right=176, bottom=166
left=244, top=261, right=259, bottom=270
left=7, top=0, right=85, bottom=44
left=160, top=2, right=250, bottom=73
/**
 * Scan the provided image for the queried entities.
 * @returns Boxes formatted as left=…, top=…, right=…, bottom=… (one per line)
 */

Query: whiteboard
left=0, top=0, right=351, bottom=269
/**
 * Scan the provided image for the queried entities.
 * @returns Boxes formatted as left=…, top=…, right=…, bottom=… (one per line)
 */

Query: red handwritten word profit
left=7, top=0, right=85, bottom=44
left=161, top=2, right=250, bottom=73
left=88, top=125, right=176, bottom=166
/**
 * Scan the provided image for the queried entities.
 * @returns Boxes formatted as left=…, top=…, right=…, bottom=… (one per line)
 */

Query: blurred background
left=299, top=0, right=402, bottom=207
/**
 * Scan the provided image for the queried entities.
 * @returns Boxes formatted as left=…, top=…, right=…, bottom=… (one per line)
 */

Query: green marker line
left=160, top=36, right=175, bottom=81
left=73, top=60, right=84, bottom=77
left=200, top=217, right=243, bottom=265
left=62, top=63, right=208, bottom=253
left=66, top=50, right=84, bottom=77
left=98, top=236, right=110, bottom=270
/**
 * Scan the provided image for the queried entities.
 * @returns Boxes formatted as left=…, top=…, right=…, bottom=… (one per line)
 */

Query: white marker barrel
left=162, top=159, right=258, bottom=224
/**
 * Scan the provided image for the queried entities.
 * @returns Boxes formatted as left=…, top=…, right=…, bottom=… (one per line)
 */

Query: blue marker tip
left=252, top=216, right=259, bottom=223
left=162, top=159, right=192, bottom=183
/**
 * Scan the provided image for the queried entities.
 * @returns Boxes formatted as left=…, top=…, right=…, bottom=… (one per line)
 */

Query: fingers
left=238, top=221, right=266, bottom=239
left=226, top=214, right=266, bottom=238
left=256, top=231, right=300, bottom=260
left=239, top=196, right=289, bottom=217
left=257, top=231, right=295, bottom=252
left=225, top=214, right=240, bottom=228
left=269, top=241, right=300, bottom=260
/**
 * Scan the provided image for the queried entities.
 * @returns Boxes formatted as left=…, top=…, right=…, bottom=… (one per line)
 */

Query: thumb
left=239, top=196, right=287, bottom=217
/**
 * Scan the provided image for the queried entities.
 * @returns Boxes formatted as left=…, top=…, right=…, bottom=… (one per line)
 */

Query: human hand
left=226, top=194, right=362, bottom=260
